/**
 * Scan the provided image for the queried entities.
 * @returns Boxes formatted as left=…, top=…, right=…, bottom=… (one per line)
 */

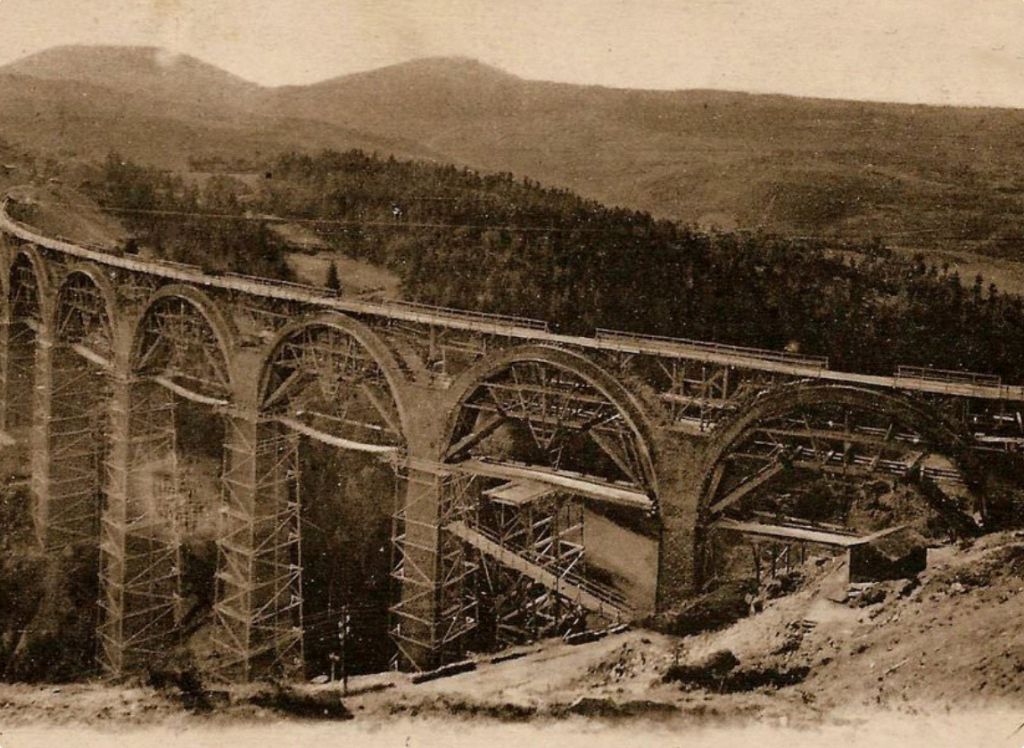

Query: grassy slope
left=5, top=47, right=1024, bottom=249
left=267, top=59, right=1024, bottom=249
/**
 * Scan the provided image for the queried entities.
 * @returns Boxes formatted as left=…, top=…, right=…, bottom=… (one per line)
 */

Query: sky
left=3, top=0, right=1024, bottom=107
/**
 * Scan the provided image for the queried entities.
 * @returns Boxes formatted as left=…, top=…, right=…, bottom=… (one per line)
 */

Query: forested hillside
left=10, top=46, right=1024, bottom=255
left=90, top=150, right=1024, bottom=380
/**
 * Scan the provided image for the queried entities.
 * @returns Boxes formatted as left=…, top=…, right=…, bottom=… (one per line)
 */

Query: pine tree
left=326, top=261, right=342, bottom=294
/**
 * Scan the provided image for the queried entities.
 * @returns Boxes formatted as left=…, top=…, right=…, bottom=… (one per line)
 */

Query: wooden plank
left=712, top=518, right=865, bottom=547
left=457, top=459, right=652, bottom=510
left=483, top=480, right=556, bottom=506
left=713, top=518, right=908, bottom=548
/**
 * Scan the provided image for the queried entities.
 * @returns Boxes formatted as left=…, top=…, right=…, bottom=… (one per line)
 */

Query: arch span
left=8, top=244, right=53, bottom=323
left=443, top=344, right=659, bottom=497
left=698, top=382, right=972, bottom=497
left=53, top=265, right=118, bottom=359
left=129, top=285, right=239, bottom=402
left=693, top=382, right=978, bottom=586
left=257, top=312, right=411, bottom=449
left=214, top=312, right=413, bottom=680
left=3, top=246, right=52, bottom=433
left=420, top=344, right=662, bottom=658
left=35, top=266, right=119, bottom=549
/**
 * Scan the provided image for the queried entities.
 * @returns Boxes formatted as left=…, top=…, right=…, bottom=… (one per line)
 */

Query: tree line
left=89, top=149, right=1024, bottom=381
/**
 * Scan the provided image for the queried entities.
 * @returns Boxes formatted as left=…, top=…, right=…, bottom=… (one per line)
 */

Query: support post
left=654, top=436, right=704, bottom=610
left=390, top=464, right=478, bottom=671
left=29, top=328, right=52, bottom=547
left=213, top=412, right=303, bottom=681
left=97, top=376, right=182, bottom=675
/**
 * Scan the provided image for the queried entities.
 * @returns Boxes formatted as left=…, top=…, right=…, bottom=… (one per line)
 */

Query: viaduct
left=1, top=195, right=1022, bottom=681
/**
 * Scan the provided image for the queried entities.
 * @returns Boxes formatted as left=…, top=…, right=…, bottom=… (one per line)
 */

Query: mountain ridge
left=4, top=45, right=1024, bottom=251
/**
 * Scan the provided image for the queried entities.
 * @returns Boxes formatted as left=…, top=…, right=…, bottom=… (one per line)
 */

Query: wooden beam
left=457, top=459, right=652, bottom=511
left=359, top=382, right=402, bottom=436
left=262, top=369, right=307, bottom=409
left=713, top=517, right=908, bottom=548
left=70, top=343, right=111, bottom=369
left=760, top=426, right=922, bottom=452
left=708, top=461, right=784, bottom=515
left=483, top=480, right=556, bottom=506
left=152, top=375, right=228, bottom=407
left=445, top=413, right=507, bottom=460
left=589, top=429, right=639, bottom=484
left=276, top=416, right=400, bottom=455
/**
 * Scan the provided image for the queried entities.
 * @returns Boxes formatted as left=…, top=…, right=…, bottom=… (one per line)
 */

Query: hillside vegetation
left=88, top=149, right=1024, bottom=380
left=5, top=46, right=1024, bottom=258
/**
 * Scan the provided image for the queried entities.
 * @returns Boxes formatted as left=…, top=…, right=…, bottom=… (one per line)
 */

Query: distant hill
left=5, top=46, right=1024, bottom=254
left=4, top=45, right=261, bottom=112
left=0, top=47, right=446, bottom=171
left=266, top=58, right=1024, bottom=251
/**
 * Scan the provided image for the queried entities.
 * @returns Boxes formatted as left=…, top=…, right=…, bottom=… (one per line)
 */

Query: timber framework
left=1, top=196, right=1022, bottom=680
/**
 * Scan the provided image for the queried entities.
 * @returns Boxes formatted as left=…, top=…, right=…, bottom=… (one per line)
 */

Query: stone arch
left=443, top=344, right=659, bottom=497
left=214, top=312, right=414, bottom=680
left=3, top=245, right=53, bottom=432
left=96, top=285, right=240, bottom=674
left=256, top=312, right=412, bottom=447
left=8, top=244, right=54, bottom=324
left=129, top=285, right=239, bottom=401
left=693, top=381, right=977, bottom=585
left=424, top=345, right=662, bottom=656
left=37, top=265, right=121, bottom=549
left=52, top=264, right=118, bottom=358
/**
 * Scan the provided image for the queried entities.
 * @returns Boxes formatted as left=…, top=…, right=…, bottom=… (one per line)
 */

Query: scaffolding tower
left=390, top=466, right=479, bottom=670
left=477, top=487, right=587, bottom=647
left=389, top=463, right=632, bottom=669
left=97, top=381, right=183, bottom=675
left=39, top=344, right=108, bottom=548
left=213, top=419, right=303, bottom=682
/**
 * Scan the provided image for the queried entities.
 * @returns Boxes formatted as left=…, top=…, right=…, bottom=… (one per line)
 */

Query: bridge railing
left=595, top=328, right=829, bottom=369
left=221, top=270, right=341, bottom=298
left=895, top=365, right=1001, bottom=388
left=24, top=203, right=551, bottom=333
left=387, top=299, right=550, bottom=332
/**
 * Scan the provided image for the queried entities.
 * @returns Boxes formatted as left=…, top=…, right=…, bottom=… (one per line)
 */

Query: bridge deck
left=713, top=517, right=909, bottom=548
left=457, top=459, right=653, bottom=510
left=4, top=198, right=1022, bottom=403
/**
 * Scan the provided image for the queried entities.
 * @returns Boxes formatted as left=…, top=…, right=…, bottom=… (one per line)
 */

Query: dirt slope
left=0, top=532, right=1020, bottom=731
left=6, top=184, right=128, bottom=248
